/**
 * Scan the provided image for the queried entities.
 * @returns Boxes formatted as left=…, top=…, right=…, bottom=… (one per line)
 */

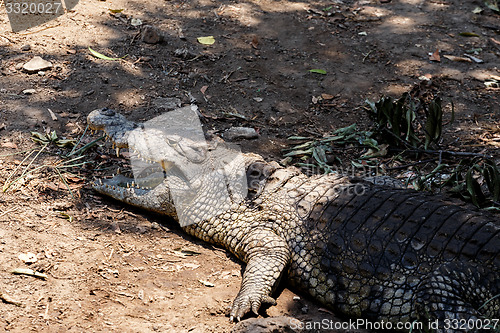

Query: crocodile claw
left=229, top=294, right=276, bottom=322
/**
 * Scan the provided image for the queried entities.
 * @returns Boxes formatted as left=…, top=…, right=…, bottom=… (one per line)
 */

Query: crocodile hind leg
left=415, top=262, right=500, bottom=333
left=229, top=231, right=291, bottom=321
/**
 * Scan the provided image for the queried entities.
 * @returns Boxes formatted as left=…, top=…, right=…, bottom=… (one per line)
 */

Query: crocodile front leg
left=230, top=231, right=291, bottom=321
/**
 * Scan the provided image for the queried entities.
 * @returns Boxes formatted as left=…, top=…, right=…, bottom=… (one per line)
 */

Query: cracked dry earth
left=0, top=0, right=499, bottom=332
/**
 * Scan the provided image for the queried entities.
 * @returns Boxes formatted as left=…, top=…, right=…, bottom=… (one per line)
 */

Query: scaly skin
left=87, top=107, right=500, bottom=332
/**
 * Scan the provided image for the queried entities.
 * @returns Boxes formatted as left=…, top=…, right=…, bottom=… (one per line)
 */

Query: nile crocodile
left=87, top=107, right=500, bottom=332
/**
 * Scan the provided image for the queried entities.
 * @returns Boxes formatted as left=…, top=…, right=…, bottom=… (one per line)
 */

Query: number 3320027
left=5, top=1, right=63, bottom=14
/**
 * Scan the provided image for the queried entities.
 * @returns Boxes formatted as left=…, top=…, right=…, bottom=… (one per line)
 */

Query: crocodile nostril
left=101, top=108, right=116, bottom=116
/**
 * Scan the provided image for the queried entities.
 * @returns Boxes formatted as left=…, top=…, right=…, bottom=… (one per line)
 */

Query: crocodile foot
left=230, top=294, right=277, bottom=322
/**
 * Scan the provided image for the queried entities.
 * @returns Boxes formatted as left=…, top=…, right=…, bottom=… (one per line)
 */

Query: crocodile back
left=286, top=183, right=500, bottom=322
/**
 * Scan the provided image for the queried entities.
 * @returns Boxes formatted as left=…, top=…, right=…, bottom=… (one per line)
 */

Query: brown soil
left=0, top=0, right=499, bottom=332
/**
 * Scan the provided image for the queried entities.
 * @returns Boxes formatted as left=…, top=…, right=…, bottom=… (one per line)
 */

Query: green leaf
left=312, top=146, right=328, bottom=164
left=88, top=47, right=125, bottom=61
left=109, top=8, right=124, bottom=13
left=309, top=69, right=327, bottom=75
left=287, top=136, right=312, bottom=140
left=49, top=130, right=58, bottom=142
left=332, top=123, right=357, bottom=135
left=485, top=0, right=500, bottom=12
left=459, top=32, right=481, bottom=37
left=483, top=160, right=500, bottom=202
left=30, top=132, right=49, bottom=144
left=55, top=139, right=76, bottom=148
left=320, top=135, right=345, bottom=143
left=351, top=161, right=365, bottom=168
left=288, top=141, right=314, bottom=151
left=361, top=138, right=379, bottom=149
left=365, top=99, right=377, bottom=114
left=424, top=97, right=442, bottom=149
left=197, top=36, right=215, bottom=45
left=283, top=148, right=313, bottom=157
left=466, top=168, right=486, bottom=207
left=58, top=212, right=74, bottom=223
left=472, top=6, right=483, bottom=13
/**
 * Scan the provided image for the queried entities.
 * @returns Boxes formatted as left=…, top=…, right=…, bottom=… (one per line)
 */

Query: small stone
left=23, top=56, right=53, bottom=73
left=23, top=89, right=36, bottom=95
left=224, top=127, right=258, bottom=141
left=141, top=25, right=164, bottom=44
left=131, top=18, right=142, bottom=27
left=21, top=44, right=31, bottom=51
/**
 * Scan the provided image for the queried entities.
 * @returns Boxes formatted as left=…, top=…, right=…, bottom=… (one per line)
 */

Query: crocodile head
left=87, top=106, right=216, bottom=192
left=87, top=107, right=269, bottom=223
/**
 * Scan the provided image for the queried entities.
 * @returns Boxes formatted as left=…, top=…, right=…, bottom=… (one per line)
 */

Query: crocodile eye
left=165, top=135, right=180, bottom=145
left=101, top=108, right=115, bottom=116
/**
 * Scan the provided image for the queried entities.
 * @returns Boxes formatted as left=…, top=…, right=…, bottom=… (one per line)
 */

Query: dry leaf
left=490, top=38, right=500, bottom=49
left=250, top=36, right=259, bottom=49
left=321, top=93, right=334, bottom=100
left=443, top=55, right=472, bottom=63
left=200, top=85, right=208, bottom=94
left=45, top=182, right=62, bottom=191
left=429, top=49, right=440, bottom=62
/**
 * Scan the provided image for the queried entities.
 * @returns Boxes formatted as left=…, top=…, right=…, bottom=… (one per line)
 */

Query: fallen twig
left=0, top=34, right=15, bottom=43
left=12, top=268, right=48, bottom=280
left=0, top=207, right=18, bottom=218
left=390, top=147, right=490, bottom=159
left=0, top=290, right=24, bottom=307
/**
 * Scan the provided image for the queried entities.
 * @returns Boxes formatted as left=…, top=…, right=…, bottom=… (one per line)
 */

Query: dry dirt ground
left=0, top=0, right=499, bottom=332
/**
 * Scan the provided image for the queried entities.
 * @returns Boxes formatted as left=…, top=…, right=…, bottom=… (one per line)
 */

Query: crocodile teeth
left=116, top=167, right=121, bottom=175
left=116, top=147, right=120, bottom=157
left=126, top=183, right=130, bottom=188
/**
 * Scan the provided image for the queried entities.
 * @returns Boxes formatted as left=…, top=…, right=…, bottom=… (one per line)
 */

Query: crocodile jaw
left=87, top=108, right=138, bottom=149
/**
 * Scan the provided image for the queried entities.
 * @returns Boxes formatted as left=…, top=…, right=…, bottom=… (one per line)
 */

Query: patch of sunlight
left=400, top=0, right=426, bottom=5
left=382, top=84, right=413, bottom=97
left=221, top=4, right=262, bottom=27
left=114, top=89, right=148, bottom=108
left=360, top=6, right=392, bottom=18
left=256, top=1, right=309, bottom=13
left=469, top=69, right=498, bottom=82
left=393, top=59, right=429, bottom=76
left=385, top=15, right=417, bottom=29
